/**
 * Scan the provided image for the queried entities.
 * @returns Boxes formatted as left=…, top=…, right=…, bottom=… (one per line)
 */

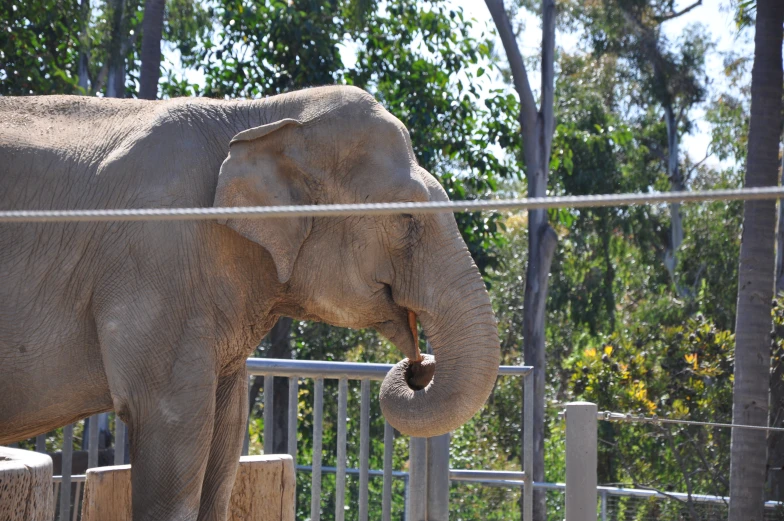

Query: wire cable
left=594, top=410, right=784, bottom=433
left=1, top=186, right=783, bottom=224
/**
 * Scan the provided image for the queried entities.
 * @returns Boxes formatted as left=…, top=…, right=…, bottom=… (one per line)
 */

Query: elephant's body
left=0, top=96, right=269, bottom=438
left=0, top=87, right=501, bottom=521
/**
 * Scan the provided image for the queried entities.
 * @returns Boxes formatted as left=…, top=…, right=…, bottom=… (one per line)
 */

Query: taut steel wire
left=0, top=186, right=783, bottom=224
left=595, top=410, right=784, bottom=433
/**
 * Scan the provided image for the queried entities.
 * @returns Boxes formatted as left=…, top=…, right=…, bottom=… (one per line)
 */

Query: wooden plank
left=228, top=455, right=295, bottom=521
left=80, top=464, right=131, bottom=521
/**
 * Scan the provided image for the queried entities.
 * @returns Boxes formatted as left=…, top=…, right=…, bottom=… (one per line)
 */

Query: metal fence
left=36, top=357, right=784, bottom=521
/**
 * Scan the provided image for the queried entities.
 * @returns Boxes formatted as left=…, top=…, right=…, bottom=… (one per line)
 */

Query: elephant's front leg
left=110, top=348, right=218, bottom=521
left=197, top=368, right=248, bottom=521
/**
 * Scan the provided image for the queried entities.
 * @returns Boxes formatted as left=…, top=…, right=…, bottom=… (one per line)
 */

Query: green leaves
left=0, top=0, right=82, bottom=95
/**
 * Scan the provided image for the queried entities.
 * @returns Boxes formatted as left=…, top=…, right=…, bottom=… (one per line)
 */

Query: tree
left=77, top=0, right=90, bottom=91
left=579, top=0, right=709, bottom=294
left=484, top=1, right=557, bottom=519
left=105, top=0, right=127, bottom=97
left=138, top=0, right=165, bottom=99
left=0, top=0, right=82, bottom=95
left=728, top=0, right=783, bottom=518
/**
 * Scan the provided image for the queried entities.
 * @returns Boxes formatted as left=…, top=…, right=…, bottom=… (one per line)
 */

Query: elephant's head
left=213, top=87, right=500, bottom=437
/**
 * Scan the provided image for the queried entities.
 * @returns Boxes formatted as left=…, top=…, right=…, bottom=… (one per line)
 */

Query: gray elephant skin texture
left=0, top=86, right=501, bottom=521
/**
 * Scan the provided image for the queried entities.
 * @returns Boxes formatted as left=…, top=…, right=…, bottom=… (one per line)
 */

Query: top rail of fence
left=2, top=187, right=783, bottom=223
left=246, top=357, right=532, bottom=380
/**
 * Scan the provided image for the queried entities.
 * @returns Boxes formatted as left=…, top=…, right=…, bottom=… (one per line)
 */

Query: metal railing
left=45, top=357, right=534, bottom=521
left=46, top=378, right=784, bottom=521
left=246, top=357, right=534, bottom=521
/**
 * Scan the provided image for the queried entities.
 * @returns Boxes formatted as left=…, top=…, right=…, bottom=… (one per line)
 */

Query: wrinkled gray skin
left=0, top=86, right=500, bottom=521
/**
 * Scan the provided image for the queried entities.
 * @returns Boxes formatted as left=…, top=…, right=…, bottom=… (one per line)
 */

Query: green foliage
left=577, top=0, right=710, bottom=111
left=548, top=53, right=667, bottom=333
left=567, top=312, right=734, bottom=495
left=0, top=0, right=82, bottom=94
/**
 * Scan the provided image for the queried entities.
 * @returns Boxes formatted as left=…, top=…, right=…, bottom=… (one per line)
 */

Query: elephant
left=0, top=86, right=501, bottom=521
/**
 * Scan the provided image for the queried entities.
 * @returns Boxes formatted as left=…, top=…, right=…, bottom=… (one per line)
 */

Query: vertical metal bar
left=408, top=437, right=427, bottom=521
left=382, top=420, right=394, bottom=521
left=263, top=374, right=274, bottom=455
left=59, top=423, right=73, bottom=521
left=288, top=376, right=298, bottom=461
left=53, top=482, right=60, bottom=514
left=87, top=414, right=99, bottom=469
left=600, top=489, right=607, bottom=521
left=335, top=377, right=348, bottom=521
left=359, top=379, right=370, bottom=521
left=98, top=413, right=110, bottom=449
left=310, top=377, right=325, bottom=521
left=36, top=433, right=46, bottom=453
left=427, top=434, right=450, bottom=521
left=114, top=417, right=126, bottom=465
left=523, top=373, right=534, bottom=521
left=71, top=481, right=82, bottom=521
left=403, top=475, right=410, bottom=521
left=565, top=402, right=597, bottom=521
left=242, top=376, right=251, bottom=456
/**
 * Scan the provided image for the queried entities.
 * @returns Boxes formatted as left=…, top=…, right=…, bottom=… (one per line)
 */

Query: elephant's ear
left=214, top=118, right=312, bottom=284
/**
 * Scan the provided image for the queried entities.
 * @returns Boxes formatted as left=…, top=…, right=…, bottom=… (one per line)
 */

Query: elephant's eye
left=391, top=213, right=421, bottom=244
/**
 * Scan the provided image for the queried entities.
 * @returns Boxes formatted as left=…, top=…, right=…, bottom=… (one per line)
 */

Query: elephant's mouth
left=403, top=310, right=435, bottom=390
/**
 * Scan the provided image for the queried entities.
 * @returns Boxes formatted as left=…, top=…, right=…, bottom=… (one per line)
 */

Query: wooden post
left=80, top=464, right=131, bottom=521
left=81, top=455, right=295, bottom=521
left=0, top=446, right=54, bottom=521
left=228, top=455, right=295, bottom=521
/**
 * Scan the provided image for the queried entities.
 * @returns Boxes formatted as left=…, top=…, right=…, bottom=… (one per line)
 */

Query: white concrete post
left=408, top=437, right=427, bottom=521
left=426, top=433, right=450, bottom=521
left=565, top=402, right=597, bottom=521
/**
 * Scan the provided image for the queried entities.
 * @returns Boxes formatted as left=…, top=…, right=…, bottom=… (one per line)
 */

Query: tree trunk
left=138, top=0, right=165, bottom=100
left=249, top=318, right=293, bottom=455
left=77, top=0, right=90, bottom=92
left=775, top=148, right=784, bottom=295
left=106, top=0, right=126, bottom=98
left=728, top=1, right=784, bottom=519
left=767, top=142, right=784, bottom=501
left=663, top=104, right=684, bottom=288
left=484, top=1, right=556, bottom=519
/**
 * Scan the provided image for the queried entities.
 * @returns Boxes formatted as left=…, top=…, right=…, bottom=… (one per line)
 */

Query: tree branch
left=541, top=0, right=556, bottom=157
left=656, top=0, right=703, bottom=22
left=485, top=0, right=538, bottom=131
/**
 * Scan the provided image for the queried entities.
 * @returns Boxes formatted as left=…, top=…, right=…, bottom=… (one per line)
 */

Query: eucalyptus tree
left=728, top=0, right=783, bottom=517
left=484, top=1, right=557, bottom=519
left=579, top=0, right=709, bottom=293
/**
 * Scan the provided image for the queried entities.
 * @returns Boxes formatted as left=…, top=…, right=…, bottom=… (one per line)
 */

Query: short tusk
left=407, top=309, right=422, bottom=362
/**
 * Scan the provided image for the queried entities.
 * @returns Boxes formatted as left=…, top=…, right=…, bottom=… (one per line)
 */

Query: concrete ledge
left=0, top=446, right=54, bottom=521
left=81, top=454, right=295, bottom=521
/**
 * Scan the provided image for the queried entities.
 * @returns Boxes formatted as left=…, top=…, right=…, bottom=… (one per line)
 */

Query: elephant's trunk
left=379, top=250, right=501, bottom=438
